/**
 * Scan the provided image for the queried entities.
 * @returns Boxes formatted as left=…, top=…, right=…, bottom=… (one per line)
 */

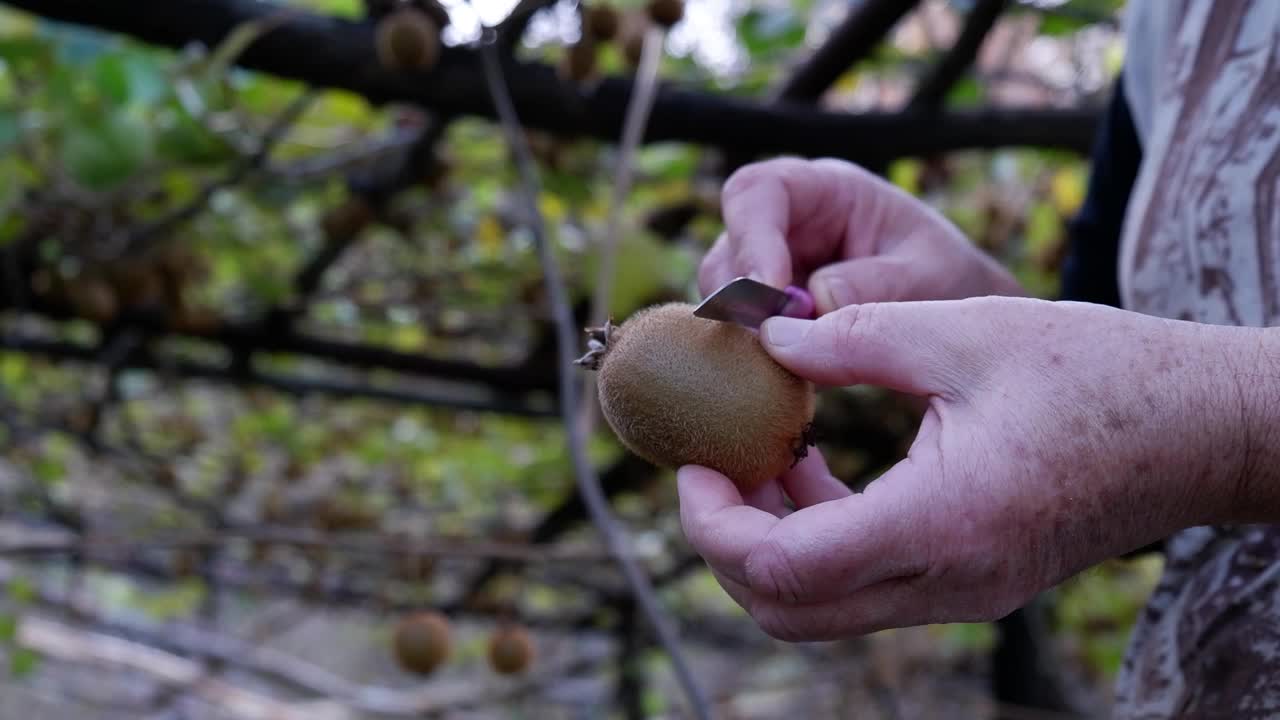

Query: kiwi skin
left=376, top=8, right=441, bottom=71
left=579, top=302, right=816, bottom=492
left=392, top=611, right=451, bottom=675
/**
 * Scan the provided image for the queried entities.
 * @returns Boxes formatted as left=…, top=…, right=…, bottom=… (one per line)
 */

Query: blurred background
left=0, top=0, right=1161, bottom=718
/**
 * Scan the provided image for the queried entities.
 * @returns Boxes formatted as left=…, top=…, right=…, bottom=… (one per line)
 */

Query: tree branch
left=477, top=35, right=712, bottom=720
left=0, top=329, right=557, bottom=416
left=0, top=0, right=1099, bottom=159
left=908, top=0, right=1009, bottom=111
left=0, top=527, right=616, bottom=564
left=773, top=0, right=920, bottom=102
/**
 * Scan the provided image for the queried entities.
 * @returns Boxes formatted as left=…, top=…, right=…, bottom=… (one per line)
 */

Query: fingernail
left=816, top=275, right=853, bottom=310
left=782, top=286, right=815, bottom=319
left=762, top=317, right=811, bottom=347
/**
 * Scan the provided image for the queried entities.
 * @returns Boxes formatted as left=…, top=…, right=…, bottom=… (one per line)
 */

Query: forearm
left=1116, top=316, right=1280, bottom=530
left=1219, top=326, right=1280, bottom=522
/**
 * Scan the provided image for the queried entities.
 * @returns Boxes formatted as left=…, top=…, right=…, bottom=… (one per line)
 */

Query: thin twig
left=907, top=0, right=1009, bottom=112
left=0, top=527, right=618, bottom=564
left=579, top=23, right=666, bottom=438
left=476, top=34, right=712, bottom=720
left=124, top=89, right=318, bottom=255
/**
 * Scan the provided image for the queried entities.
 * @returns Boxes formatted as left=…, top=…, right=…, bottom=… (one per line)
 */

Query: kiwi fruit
left=617, top=9, right=649, bottom=68
left=561, top=35, right=598, bottom=84
left=66, top=276, right=119, bottom=324
left=375, top=7, right=441, bottom=72
left=392, top=611, right=452, bottom=675
left=322, top=196, right=375, bottom=240
left=584, top=4, right=619, bottom=41
left=577, top=302, right=816, bottom=492
left=487, top=623, right=534, bottom=674
left=646, top=0, right=684, bottom=28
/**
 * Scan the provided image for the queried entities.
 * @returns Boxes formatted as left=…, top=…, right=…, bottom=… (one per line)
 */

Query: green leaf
left=10, top=647, right=38, bottom=678
left=156, top=114, right=233, bottom=164
left=0, top=108, right=18, bottom=149
left=31, top=455, right=64, bottom=485
left=1038, top=13, right=1087, bottom=36
left=0, top=614, right=16, bottom=643
left=946, top=76, right=984, bottom=107
left=91, top=53, right=132, bottom=105
left=736, top=7, right=806, bottom=56
left=5, top=576, right=34, bottom=605
left=61, top=108, right=153, bottom=190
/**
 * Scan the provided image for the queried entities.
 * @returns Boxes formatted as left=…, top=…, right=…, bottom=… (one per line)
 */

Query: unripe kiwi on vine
left=560, top=35, right=598, bottom=84
left=646, top=0, right=684, bottom=28
left=584, top=3, right=620, bottom=41
left=576, top=302, right=816, bottom=492
left=392, top=611, right=451, bottom=675
left=487, top=623, right=534, bottom=674
left=375, top=7, right=441, bottom=72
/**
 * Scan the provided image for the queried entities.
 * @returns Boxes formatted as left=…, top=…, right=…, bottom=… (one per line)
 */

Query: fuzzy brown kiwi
left=393, top=611, right=452, bottom=675
left=646, top=0, right=684, bottom=28
left=617, top=9, right=649, bottom=68
left=375, top=7, right=441, bottom=72
left=584, top=3, right=620, bottom=41
left=487, top=623, right=534, bottom=674
left=322, top=196, right=375, bottom=240
left=577, top=302, right=816, bottom=493
left=560, top=35, right=598, bottom=83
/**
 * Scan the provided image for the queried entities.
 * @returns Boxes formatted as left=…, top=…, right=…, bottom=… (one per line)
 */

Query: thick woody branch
left=0, top=330, right=556, bottom=417
left=0, top=0, right=1099, bottom=159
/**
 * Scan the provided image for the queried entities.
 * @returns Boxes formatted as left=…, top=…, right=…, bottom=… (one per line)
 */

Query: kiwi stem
left=572, top=322, right=614, bottom=370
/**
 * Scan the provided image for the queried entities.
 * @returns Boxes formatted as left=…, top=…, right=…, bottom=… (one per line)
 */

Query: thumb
left=759, top=300, right=984, bottom=397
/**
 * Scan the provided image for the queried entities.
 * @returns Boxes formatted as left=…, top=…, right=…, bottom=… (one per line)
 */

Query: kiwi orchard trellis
left=0, top=0, right=1111, bottom=716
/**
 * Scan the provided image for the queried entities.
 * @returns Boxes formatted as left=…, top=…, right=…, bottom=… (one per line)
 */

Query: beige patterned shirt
left=1112, top=1, right=1280, bottom=716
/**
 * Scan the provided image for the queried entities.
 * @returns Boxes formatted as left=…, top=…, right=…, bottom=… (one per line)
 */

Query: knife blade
left=692, top=277, right=815, bottom=329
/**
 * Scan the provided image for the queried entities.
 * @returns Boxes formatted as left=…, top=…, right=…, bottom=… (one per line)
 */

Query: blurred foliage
left=0, top=0, right=1150, bottom=716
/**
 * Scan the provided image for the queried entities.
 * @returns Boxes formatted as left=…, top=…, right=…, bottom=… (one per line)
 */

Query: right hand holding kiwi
left=698, top=157, right=1028, bottom=315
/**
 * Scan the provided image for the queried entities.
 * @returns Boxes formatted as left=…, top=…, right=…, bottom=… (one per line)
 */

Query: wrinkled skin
left=678, top=157, right=1278, bottom=642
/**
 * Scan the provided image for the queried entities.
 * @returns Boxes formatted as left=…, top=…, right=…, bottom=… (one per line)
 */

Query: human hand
left=699, top=157, right=1026, bottom=314
left=677, top=296, right=1254, bottom=641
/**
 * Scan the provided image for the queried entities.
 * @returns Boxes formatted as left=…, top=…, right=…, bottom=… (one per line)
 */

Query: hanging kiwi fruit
left=375, top=6, right=442, bottom=72
left=487, top=622, right=534, bottom=675
left=392, top=611, right=452, bottom=675
left=584, top=3, right=620, bottom=41
left=560, top=34, right=598, bottom=84
left=576, top=302, right=817, bottom=493
left=322, top=196, right=375, bottom=241
left=618, top=10, right=649, bottom=69
left=646, top=0, right=684, bottom=28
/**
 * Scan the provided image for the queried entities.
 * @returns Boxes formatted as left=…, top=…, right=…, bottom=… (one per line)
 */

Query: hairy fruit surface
left=487, top=624, right=534, bottom=674
left=646, top=0, right=684, bottom=27
left=392, top=611, right=451, bottom=675
left=577, top=302, right=816, bottom=492
left=376, top=8, right=441, bottom=71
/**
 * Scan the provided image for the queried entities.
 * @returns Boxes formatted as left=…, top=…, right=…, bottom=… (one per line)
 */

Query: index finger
left=708, top=157, right=856, bottom=295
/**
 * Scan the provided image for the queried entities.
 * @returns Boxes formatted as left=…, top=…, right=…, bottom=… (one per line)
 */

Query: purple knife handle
left=781, top=286, right=815, bottom=319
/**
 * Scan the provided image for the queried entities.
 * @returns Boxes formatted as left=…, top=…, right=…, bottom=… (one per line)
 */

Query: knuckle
left=722, top=157, right=805, bottom=200
left=752, top=605, right=812, bottom=643
left=743, top=534, right=806, bottom=604
left=828, top=302, right=874, bottom=357
left=721, top=163, right=769, bottom=201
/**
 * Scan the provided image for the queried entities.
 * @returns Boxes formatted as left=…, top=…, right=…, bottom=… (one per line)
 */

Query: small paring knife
left=693, top=276, right=815, bottom=330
